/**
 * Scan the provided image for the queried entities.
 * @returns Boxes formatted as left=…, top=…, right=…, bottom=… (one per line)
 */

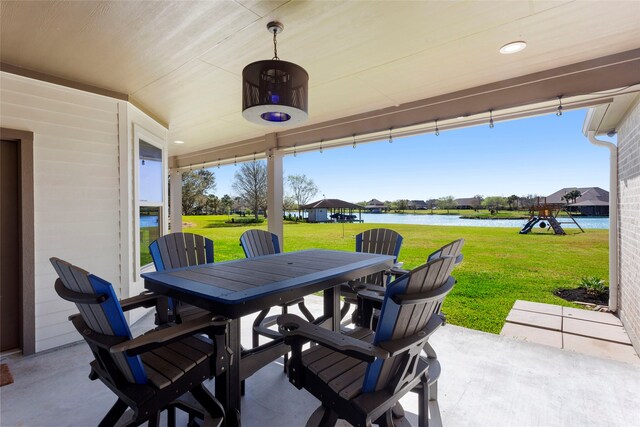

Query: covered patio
left=2, top=297, right=640, bottom=426
left=2, top=1, right=640, bottom=426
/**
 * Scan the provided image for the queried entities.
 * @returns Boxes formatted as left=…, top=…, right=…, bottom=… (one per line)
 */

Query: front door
left=1, top=139, right=21, bottom=352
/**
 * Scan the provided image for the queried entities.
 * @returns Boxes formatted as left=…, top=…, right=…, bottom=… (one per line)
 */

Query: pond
left=357, top=213, right=609, bottom=229
left=287, top=212, right=609, bottom=229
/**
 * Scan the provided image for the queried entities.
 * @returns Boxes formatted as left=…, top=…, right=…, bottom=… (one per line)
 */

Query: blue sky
left=210, top=109, right=610, bottom=202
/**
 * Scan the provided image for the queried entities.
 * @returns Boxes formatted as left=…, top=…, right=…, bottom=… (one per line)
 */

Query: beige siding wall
left=617, top=97, right=640, bottom=351
left=1, top=72, right=121, bottom=351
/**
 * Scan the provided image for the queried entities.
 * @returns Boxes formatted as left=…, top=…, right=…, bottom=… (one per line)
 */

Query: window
left=139, top=206, right=161, bottom=267
left=135, top=133, right=166, bottom=271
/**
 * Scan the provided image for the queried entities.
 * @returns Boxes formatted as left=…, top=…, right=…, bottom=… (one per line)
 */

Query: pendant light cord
left=272, top=29, right=279, bottom=60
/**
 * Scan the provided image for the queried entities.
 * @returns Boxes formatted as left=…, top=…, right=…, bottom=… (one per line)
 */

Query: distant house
left=408, top=200, right=428, bottom=210
left=455, top=197, right=477, bottom=210
left=546, top=187, right=609, bottom=216
left=365, top=198, right=388, bottom=213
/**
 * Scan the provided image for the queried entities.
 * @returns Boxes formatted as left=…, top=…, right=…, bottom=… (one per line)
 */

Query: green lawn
left=181, top=215, right=608, bottom=334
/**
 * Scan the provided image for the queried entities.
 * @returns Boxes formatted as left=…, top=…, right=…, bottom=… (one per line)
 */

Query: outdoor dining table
left=142, top=249, right=395, bottom=427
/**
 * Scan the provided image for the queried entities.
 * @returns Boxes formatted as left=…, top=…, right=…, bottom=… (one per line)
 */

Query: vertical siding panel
left=1, top=72, right=121, bottom=352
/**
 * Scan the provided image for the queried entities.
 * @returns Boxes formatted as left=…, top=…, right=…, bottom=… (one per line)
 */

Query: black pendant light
left=242, top=21, right=309, bottom=125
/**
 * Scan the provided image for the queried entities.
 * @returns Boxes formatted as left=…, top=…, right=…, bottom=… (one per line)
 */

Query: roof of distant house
left=367, top=199, right=385, bottom=206
left=455, top=197, right=477, bottom=206
left=545, top=187, right=609, bottom=205
left=300, top=199, right=363, bottom=210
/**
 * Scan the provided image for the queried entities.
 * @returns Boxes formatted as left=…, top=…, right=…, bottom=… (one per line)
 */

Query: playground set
left=519, top=199, right=584, bottom=235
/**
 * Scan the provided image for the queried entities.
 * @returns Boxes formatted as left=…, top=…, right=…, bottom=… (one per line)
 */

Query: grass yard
left=181, top=215, right=608, bottom=334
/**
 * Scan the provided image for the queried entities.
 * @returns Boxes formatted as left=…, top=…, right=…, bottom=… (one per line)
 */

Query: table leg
left=324, top=285, right=341, bottom=332
left=216, top=318, right=241, bottom=427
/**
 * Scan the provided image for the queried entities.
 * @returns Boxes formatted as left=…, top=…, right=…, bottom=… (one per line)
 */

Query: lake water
left=287, top=212, right=609, bottom=229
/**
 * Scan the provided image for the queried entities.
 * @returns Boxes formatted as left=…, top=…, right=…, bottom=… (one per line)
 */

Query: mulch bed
left=554, top=288, right=609, bottom=305
left=0, top=363, right=14, bottom=387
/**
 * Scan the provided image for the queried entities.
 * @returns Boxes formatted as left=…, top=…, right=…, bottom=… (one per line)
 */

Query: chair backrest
left=240, top=229, right=281, bottom=258
left=427, top=238, right=465, bottom=265
left=362, top=255, right=456, bottom=393
left=149, top=232, right=214, bottom=271
left=356, top=228, right=403, bottom=285
left=50, top=257, right=147, bottom=384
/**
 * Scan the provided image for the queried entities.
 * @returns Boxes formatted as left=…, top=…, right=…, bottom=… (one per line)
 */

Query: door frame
left=1, top=128, right=35, bottom=355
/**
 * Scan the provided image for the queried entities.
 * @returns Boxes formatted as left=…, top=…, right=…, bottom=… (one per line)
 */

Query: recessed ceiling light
left=499, top=41, right=527, bottom=54
left=173, top=140, right=185, bottom=144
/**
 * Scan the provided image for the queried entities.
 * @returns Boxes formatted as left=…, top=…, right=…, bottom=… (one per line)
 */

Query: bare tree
left=232, top=161, right=267, bottom=220
left=287, top=174, right=319, bottom=212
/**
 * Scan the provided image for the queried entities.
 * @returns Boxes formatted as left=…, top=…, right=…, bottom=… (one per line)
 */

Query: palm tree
left=562, top=189, right=582, bottom=204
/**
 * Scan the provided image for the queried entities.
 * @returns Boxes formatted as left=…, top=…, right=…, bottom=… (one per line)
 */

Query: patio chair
left=50, top=257, right=227, bottom=427
left=390, top=238, right=465, bottom=278
left=340, top=228, right=403, bottom=322
left=239, top=229, right=315, bottom=365
left=277, top=255, right=457, bottom=427
left=149, top=232, right=214, bottom=323
left=358, top=238, right=464, bottom=331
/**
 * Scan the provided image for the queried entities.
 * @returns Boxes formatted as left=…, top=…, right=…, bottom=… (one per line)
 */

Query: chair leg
left=427, top=379, right=442, bottom=427
left=98, top=398, right=128, bottom=427
left=298, top=300, right=315, bottom=322
left=392, top=402, right=405, bottom=419
left=282, top=304, right=289, bottom=373
left=190, top=383, right=225, bottom=422
left=418, top=383, right=429, bottom=427
left=167, top=406, right=176, bottom=427
left=339, top=301, right=351, bottom=321
left=147, top=413, right=160, bottom=427
left=252, top=308, right=270, bottom=348
left=375, top=410, right=394, bottom=427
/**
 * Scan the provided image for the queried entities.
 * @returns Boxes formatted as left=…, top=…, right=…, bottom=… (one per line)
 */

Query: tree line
left=362, top=191, right=582, bottom=214
left=181, top=161, right=319, bottom=219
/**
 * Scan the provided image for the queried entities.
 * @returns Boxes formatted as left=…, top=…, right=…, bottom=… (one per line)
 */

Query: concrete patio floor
left=501, top=300, right=639, bottom=365
left=2, top=296, right=640, bottom=426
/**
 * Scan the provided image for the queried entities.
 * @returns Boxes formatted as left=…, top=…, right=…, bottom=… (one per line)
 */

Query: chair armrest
left=385, top=262, right=405, bottom=275
left=55, top=279, right=107, bottom=304
left=70, top=315, right=130, bottom=350
left=388, top=266, right=409, bottom=277
left=119, top=291, right=162, bottom=312
left=376, top=314, right=445, bottom=357
left=277, top=314, right=389, bottom=363
left=111, top=314, right=229, bottom=355
left=391, top=276, right=455, bottom=305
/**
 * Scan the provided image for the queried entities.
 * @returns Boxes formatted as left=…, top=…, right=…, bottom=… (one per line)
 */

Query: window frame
left=133, top=125, right=168, bottom=276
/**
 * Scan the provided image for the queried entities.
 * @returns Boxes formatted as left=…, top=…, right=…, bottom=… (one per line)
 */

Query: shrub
left=579, top=276, right=607, bottom=296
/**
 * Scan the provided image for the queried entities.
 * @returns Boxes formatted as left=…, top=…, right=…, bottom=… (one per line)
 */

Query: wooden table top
left=142, top=249, right=395, bottom=318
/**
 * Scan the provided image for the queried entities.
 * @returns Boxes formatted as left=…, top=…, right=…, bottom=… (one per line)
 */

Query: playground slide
left=519, top=216, right=539, bottom=234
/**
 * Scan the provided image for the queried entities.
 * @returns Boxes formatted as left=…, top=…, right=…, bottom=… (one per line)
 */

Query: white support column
left=267, top=147, right=284, bottom=250
left=169, top=169, right=182, bottom=233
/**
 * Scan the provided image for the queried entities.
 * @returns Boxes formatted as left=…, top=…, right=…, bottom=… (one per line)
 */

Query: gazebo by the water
left=300, top=199, right=364, bottom=223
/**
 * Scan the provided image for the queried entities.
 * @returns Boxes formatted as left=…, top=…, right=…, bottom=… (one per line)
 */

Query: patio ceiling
left=1, top=1, right=639, bottom=165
